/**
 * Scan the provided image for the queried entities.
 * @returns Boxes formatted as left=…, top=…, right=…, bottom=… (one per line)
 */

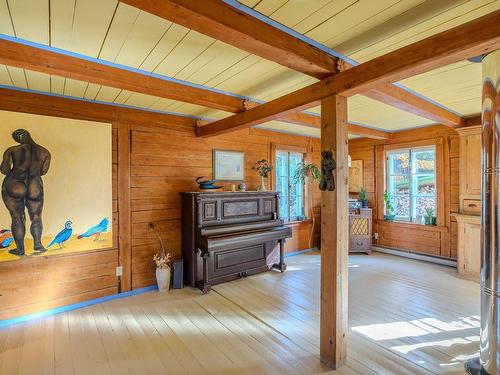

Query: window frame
left=275, top=149, right=306, bottom=223
left=385, top=145, right=437, bottom=223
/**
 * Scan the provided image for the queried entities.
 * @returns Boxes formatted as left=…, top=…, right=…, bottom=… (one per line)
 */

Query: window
left=276, top=150, right=304, bottom=222
left=386, top=146, right=436, bottom=222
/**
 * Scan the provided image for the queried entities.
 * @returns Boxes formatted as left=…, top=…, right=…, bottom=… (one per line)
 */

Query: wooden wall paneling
left=117, top=123, right=132, bottom=292
left=440, top=136, right=451, bottom=258
left=435, top=137, right=445, bottom=227
left=0, top=85, right=322, bottom=319
left=0, top=125, right=120, bottom=321
left=320, top=95, right=348, bottom=369
left=350, top=125, right=459, bottom=259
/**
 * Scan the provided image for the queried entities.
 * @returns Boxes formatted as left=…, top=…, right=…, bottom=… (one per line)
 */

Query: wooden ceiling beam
left=0, top=86, right=198, bottom=127
left=363, top=83, right=464, bottom=127
left=120, top=0, right=337, bottom=79
left=123, top=0, right=466, bottom=128
left=0, top=38, right=245, bottom=113
left=198, top=11, right=500, bottom=137
left=0, top=37, right=389, bottom=140
left=273, top=111, right=390, bottom=139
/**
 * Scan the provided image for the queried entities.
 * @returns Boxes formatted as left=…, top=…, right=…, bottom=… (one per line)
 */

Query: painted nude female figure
left=1, top=129, right=51, bottom=256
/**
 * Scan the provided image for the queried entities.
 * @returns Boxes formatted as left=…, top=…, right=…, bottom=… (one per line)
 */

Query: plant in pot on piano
left=383, top=190, right=396, bottom=222
left=149, top=222, right=172, bottom=292
left=253, top=159, right=273, bottom=191
left=293, top=162, right=322, bottom=248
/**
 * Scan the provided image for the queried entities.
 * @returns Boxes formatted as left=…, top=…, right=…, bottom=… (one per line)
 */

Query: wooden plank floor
left=0, top=252, right=479, bottom=374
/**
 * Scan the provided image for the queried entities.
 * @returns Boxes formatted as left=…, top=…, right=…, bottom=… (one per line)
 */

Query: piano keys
left=181, top=191, right=292, bottom=293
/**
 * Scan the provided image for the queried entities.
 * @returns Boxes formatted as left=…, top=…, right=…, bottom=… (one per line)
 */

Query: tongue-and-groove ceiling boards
left=0, top=0, right=497, bottom=137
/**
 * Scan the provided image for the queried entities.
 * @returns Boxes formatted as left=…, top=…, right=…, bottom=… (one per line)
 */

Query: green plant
left=292, top=162, right=322, bottom=249
left=292, top=162, right=322, bottom=185
left=359, top=187, right=368, bottom=202
left=383, top=190, right=394, bottom=213
left=253, top=159, right=273, bottom=178
left=425, top=207, right=434, bottom=219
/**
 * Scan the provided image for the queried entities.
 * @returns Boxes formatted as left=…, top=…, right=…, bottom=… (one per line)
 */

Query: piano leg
left=273, top=239, right=287, bottom=272
left=199, top=252, right=212, bottom=294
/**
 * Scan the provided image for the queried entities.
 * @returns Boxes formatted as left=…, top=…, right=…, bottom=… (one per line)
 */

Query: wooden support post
left=320, top=95, right=349, bottom=369
left=117, top=122, right=132, bottom=292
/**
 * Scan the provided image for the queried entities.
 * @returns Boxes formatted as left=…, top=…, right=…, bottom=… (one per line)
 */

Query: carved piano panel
left=182, top=191, right=292, bottom=293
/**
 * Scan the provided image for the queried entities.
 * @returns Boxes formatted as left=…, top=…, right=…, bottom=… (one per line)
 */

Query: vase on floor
left=259, top=175, right=267, bottom=191
left=156, top=267, right=171, bottom=292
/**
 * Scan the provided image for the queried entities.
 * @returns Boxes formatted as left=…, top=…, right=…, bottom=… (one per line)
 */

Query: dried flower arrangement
left=253, top=159, right=273, bottom=178
left=149, top=222, right=172, bottom=269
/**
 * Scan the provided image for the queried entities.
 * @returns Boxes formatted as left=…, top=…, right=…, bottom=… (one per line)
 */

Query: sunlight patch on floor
left=352, top=316, right=479, bottom=341
left=392, top=335, right=479, bottom=354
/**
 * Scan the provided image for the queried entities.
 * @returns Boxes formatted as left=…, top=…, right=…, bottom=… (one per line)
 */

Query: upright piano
left=181, top=191, right=292, bottom=293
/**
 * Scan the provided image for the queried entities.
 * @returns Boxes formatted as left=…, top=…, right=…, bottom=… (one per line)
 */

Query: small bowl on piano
left=196, top=177, right=222, bottom=191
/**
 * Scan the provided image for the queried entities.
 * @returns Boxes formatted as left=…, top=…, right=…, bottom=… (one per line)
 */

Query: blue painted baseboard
left=0, top=285, right=158, bottom=329
left=284, top=247, right=318, bottom=258
left=1, top=248, right=317, bottom=328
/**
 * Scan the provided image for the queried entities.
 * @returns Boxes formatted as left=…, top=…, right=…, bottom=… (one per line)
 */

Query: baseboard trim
left=1, top=248, right=317, bottom=328
left=372, top=245, right=457, bottom=268
left=285, top=247, right=318, bottom=258
left=0, top=285, right=158, bottom=328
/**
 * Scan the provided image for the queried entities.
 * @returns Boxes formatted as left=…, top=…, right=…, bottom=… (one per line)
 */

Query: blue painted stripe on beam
left=222, top=0, right=465, bottom=118
left=222, top=0, right=359, bottom=66
left=0, top=285, right=159, bottom=329
left=0, top=84, right=211, bottom=121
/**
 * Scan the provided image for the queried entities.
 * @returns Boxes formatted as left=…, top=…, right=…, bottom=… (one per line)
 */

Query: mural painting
left=0, top=111, right=112, bottom=262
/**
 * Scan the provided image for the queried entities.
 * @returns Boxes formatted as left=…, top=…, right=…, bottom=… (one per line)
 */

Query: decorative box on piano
left=181, top=191, right=292, bottom=293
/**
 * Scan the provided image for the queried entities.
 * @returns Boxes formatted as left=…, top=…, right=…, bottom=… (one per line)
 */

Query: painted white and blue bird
left=78, top=218, right=109, bottom=241
left=0, top=229, right=13, bottom=249
left=48, top=221, right=73, bottom=249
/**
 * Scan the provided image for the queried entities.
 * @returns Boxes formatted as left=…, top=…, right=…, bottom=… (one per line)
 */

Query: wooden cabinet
left=349, top=208, right=372, bottom=254
left=454, top=214, right=481, bottom=282
left=455, top=126, right=482, bottom=282
left=457, top=126, right=482, bottom=204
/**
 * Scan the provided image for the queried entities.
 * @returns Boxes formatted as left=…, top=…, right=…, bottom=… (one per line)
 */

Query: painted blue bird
left=78, top=218, right=109, bottom=241
left=48, top=221, right=73, bottom=249
left=0, top=229, right=13, bottom=249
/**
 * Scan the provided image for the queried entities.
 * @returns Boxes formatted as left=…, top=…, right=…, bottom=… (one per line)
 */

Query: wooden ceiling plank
left=0, top=35, right=388, bottom=138
left=0, top=37, right=246, bottom=113
left=123, top=0, right=467, bottom=130
left=198, top=10, right=500, bottom=137
left=119, top=0, right=338, bottom=79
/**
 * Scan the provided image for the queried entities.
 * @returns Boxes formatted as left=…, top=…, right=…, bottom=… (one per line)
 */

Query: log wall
left=0, top=89, right=320, bottom=319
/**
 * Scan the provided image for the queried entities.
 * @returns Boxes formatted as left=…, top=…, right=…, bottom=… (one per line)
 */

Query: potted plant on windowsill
left=293, top=162, right=322, bottom=248
left=359, top=187, right=369, bottom=208
left=424, top=208, right=437, bottom=226
left=383, top=190, right=396, bottom=221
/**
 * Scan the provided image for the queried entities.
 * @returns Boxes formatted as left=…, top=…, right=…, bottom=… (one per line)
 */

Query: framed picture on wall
left=213, top=149, right=244, bottom=181
left=349, top=159, right=364, bottom=192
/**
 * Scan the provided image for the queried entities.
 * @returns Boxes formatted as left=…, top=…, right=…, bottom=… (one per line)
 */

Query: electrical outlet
left=116, top=266, right=123, bottom=277
left=374, top=232, right=379, bottom=240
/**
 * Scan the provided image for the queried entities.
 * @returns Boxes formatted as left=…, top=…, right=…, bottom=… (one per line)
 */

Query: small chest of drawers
left=349, top=208, right=372, bottom=254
